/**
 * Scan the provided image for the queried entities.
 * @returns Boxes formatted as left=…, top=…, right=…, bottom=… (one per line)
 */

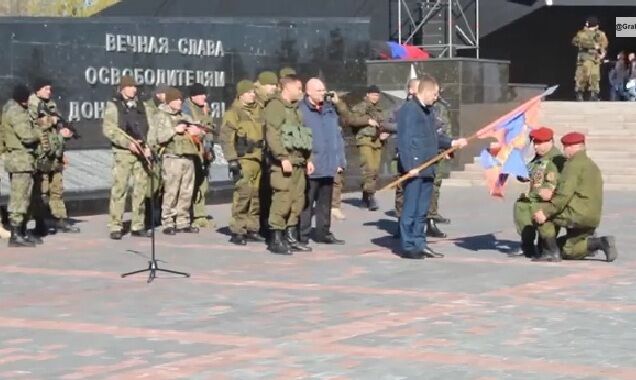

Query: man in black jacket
left=396, top=75, right=466, bottom=259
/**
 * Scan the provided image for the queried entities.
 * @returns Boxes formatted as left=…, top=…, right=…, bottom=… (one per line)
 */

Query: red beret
left=529, top=127, right=554, bottom=142
left=561, top=132, right=586, bottom=146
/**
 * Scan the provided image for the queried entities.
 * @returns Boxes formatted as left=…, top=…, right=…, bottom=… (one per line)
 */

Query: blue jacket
left=299, top=96, right=346, bottom=179
left=397, top=99, right=452, bottom=178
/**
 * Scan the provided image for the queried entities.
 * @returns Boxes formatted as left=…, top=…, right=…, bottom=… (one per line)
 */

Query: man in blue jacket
left=397, top=75, right=467, bottom=259
left=298, top=78, right=346, bottom=248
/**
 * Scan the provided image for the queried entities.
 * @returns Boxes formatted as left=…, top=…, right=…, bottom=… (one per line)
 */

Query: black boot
left=22, top=223, right=43, bottom=245
left=286, top=226, right=312, bottom=252
left=362, top=192, right=369, bottom=207
left=367, top=194, right=379, bottom=211
left=426, top=218, right=447, bottom=238
left=588, top=236, right=618, bottom=262
left=230, top=234, right=247, bottom=246
left=576, top=92, right=585, bottom=102
left=589, top=92, right=600, bottom=101
left=8, top=226, right=36, bottom=248
left=532, top=237, right=560, bottom=262
left=55, top=218, right=80, bottom=233
left=245, top=231, right=266, bottom=242
left=520, top=227, right=537, bottom=258
left=269, top=230, right=292, bottom=255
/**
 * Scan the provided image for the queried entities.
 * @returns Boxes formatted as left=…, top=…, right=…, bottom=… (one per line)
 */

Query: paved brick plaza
left=0, top=186, right=634, bottom=379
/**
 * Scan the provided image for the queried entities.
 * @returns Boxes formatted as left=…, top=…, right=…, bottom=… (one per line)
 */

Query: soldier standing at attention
left=572, top=16, right=608, bottom=101
left=350, top=85, right=388, bottom=211
left=533, top=132, right=618, bottom=262
left=182, top=83, right=216, bottom=229
left=153, top=87, right=203, bottom=235
left=1, top=84, right=39, bottom=247
left=264, top=75, right=314, bottom=255
left=102, top=75, right=153, bottom=240
left=254, top=71, right=280, bottom=240
left=220, top=80, right=267, bottom=245
left=28, top=79, right=79, bottom=235
left=513, top=127, right=565, bottom=258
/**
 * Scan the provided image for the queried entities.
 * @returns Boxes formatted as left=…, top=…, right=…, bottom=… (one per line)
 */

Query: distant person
left=572, top=16, right=608, bottom=101
left=608, top=51, right=630, bottom=101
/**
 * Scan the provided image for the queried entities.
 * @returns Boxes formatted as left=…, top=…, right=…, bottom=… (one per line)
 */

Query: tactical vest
left=114, top=95, right=149, bottom=141
left=577, top=29, right=602, bottom=62
left=280, top=106, right=312, bottom=152
left=233, top=102, right=265, bottom=161
left=163, top=111, right=199, bottom=156
left=33, top=98, right=64, bottom=172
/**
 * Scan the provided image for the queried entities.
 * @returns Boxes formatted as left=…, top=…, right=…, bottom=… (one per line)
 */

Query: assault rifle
left=37, top=102, right=81, bottom=139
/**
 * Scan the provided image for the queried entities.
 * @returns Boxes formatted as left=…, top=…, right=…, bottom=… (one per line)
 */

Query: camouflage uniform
left=153, top=104, right=197, bottom=230
left=102, top=95, right=152, bottom=234
left=1, top=100, right=38, bottom=229
left=264, top=95, right=313, bottom=254
left=221, top=100, right=264, bottom=237
left=27, top=95, right=71, bottom=228
left=182, top=98, right=215, bottom=228
left=513, top=146, right=566, bottom=257
left=572, top=27, right=608, bottom=100
left=255, top=82, right=275, bottom=238
left=350, top=99, right=385, bottom=203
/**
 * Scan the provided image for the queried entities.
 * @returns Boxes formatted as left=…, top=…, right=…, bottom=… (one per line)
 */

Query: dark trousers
left=399, top=177, right=434, bottom=252
left=300, top=177, right=334, bottom=241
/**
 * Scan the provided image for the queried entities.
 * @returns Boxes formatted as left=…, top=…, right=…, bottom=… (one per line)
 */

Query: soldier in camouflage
left=0, top=102, right=10, bottom=239
left=28, top=79, right=80, bottom=235
left=572, top=16, right=608, bottom=101
left=102, top=75, right=154, bottom=240
left=513, top=127, right=566, bottom=258
left=153, top=87, right=203, bottom=235
left=182, top=83, right=216, bottom=229
left=255, top=71, right=280, bottom=240
left=221, top=80, right=268, bottom=245
left=264, top=74, right=315, bottom=255
left=533, top=132, right=618, bottom=262
left=1, top=84, right=39, bottom=247
left=350, top=85, right=388, bottom=211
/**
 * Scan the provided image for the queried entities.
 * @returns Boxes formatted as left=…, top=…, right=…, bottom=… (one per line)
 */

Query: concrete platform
left=0, top=186, right=634, bottom=379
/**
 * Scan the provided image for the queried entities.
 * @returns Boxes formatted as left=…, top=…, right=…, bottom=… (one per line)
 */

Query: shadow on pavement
left=452, top=233, right=520, bottom=254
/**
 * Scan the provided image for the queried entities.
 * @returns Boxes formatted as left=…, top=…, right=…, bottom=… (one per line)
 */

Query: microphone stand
left=121, top=151, right=190, bottom=283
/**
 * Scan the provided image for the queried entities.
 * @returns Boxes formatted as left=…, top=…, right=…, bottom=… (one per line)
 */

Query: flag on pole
left=477, top=85, right=558, bottom=197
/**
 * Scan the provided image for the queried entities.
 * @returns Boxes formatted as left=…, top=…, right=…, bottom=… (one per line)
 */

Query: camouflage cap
left=257, top=71, right=278, bottom=86
left=279, top=67, right=297, bottom=78
left=165, top=87, right=183, bottom=103
left=120, top=75, right=137, bottom=88
left=236, top=80, right=256, bottom=96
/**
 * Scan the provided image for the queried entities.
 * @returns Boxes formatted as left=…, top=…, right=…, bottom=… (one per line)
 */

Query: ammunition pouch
left=280, top=123, right=313, bottom=151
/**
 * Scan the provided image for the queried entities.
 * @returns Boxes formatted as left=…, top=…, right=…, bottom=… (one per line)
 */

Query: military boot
left=431, top=214, right=451, bottom=224
left=0, top=224, right=10, bottom=240
left=286, top=226, right=311, bottom=252
left=426, top=218, right=447, bottom=238
left=589, top=92, right=600, bottom=101
left=367, top=194, right=379, bottom=211
left=532, top=237, right=560, bottom=262
left=362, top=192, right=369, bottom=207
left=587, top=236, right=618, bottom=262
left=268, top=229, right=292, bottom=255
left=54, top=218, right=80, bottom=234
left=576, top=92, right=585, bottom=102
left=8, top=226, right=36, bottom=248
left=520, top=228, right=537, bottom=258
left=22, top=223, right=43, bottom=245
left=230, top=234, right=247, bottom=246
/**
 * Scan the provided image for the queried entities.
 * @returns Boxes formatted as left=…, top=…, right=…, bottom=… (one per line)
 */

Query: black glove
left=228, top=160, right=242, bottom=183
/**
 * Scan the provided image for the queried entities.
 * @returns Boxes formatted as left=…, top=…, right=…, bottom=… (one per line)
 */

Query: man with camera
left=220, top=80, right=267, bottom=245
left=28, top=78, right=79, bottom=235
left=298, top=78, right=346, bottom=248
